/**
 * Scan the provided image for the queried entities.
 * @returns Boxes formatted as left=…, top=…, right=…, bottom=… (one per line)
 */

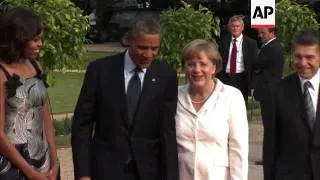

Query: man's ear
left=121, top=32, right=129, bottom=47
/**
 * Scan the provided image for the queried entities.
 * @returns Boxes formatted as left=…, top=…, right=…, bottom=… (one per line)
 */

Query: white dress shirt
left=299, top=69, right=320, bottom=114
left=124, top=50, right=147, bottom=93
left=226, top=34, right=245, bottom=73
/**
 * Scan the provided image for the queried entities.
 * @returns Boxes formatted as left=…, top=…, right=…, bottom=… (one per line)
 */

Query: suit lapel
left=112, top=53, right=131, bottom=129
left=177, top=84, right=197, bottom=116
left=242, top=37, right=248, bottom=67
left=224, top=36, right=231, bottom=66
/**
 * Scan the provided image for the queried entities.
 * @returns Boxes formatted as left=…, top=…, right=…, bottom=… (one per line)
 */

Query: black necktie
left=303, top=81, right=315, bottom=128
left=127, top=68, right=141, bottom=124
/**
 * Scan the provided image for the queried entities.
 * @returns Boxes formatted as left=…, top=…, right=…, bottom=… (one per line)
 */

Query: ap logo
left=251, top=0, right=275, bottom=28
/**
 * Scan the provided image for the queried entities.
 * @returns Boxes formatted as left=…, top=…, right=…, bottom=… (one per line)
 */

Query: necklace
left=191, top=95, right=210, bottom=104
left=189, top=81, right=215, bottom=104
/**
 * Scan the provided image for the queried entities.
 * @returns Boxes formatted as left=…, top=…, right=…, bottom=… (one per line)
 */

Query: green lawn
left=82, top=52, right=116, bottom=69
left=48, top=52, right=113, bottom=113
left=56, top=135, right=71, bottom=148
left=48, top=72, right=84, bottom=113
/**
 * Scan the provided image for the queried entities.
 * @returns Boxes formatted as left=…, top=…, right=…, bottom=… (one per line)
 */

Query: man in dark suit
left=253, top=28, right=284, bottom=166
left=218, top=15, right=258, bottom=103
left=263, top=29, right=320, bottom=180
left=71, top=14, right=179, bottom=180
left=253, top=28, right=285, bottom=126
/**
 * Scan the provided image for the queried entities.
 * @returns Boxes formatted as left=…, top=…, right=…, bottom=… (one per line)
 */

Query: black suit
left=218, top=34, right=257, bottom=103
left=264, top=73, right=320, bottom=180
left=253, top=38, right=284, bottom=126
left=71, top=53, right=179, bottom=180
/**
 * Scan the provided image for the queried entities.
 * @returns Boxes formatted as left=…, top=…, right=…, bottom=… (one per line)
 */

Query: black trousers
left=123, top=160, right=140, bottom=180
left=220, top=72, right=249, bottom=103
left=258, top=84, right=276, bottom=127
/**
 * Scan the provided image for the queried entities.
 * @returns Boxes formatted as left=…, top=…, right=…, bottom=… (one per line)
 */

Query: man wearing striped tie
left=263, top=29, right=320, bottom=180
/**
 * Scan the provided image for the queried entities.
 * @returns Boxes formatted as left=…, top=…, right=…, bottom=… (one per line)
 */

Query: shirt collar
left=232, top=34, right=243, bottom=42
left=124, top=50, right=136, bottom=73
left=264, top=37, right=276, bottom=46
left=299, top=69, right=320, bottom=92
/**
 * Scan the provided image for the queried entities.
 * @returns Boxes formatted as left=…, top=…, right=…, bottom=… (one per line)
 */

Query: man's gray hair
left=127, top=13, right=161, bottom=40
left=228, top=15, right=245, bottom=25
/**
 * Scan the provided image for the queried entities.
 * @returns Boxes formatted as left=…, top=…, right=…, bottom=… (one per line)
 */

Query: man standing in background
left=218, top=15, right=258, bottom=103
left=252, top=27, right=285, bottom=165
left=253, top=28, right=284, bottom=125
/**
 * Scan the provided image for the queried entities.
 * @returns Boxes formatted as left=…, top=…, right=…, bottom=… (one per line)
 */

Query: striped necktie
left=303, top=81, right=316, bottom=128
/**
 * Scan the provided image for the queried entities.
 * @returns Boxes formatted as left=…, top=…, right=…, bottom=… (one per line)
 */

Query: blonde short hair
left=181, top=39, right=222, bottom=74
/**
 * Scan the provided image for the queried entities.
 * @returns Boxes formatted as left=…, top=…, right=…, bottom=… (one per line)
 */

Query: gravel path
left=58, top=148, right=74, bottom=180
left=57, top=120, right=264, bottom=180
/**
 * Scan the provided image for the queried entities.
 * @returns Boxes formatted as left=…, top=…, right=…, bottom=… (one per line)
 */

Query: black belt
left=15, top=143, right=48, bottom=168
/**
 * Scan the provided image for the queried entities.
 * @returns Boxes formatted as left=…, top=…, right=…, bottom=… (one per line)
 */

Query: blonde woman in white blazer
left=176, top=39, right=248, bottom=180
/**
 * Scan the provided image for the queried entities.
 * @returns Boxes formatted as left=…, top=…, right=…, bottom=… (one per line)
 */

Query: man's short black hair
left=293, top=29, right=320, bottom=48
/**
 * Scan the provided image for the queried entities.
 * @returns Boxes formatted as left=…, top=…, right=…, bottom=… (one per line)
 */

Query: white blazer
left=175, top=79, right=248, bottom=180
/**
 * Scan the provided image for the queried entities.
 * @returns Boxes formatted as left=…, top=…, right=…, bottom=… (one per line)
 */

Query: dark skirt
left=0, top=144, right=60, bottom=180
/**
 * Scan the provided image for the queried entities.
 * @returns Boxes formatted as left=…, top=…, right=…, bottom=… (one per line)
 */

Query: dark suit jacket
left=217, top=33, right=258, bottom=89
left=71, top=53, right=179, bottom=180
left=253, top=39, right=284, bottom=101
left=264, top=73, right=320, bottom=180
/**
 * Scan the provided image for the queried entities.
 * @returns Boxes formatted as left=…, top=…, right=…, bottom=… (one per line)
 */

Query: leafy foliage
left=7, top=0, right=90, bottom=71
left=158, top=1, right=220, bottom=71
left=276, top=0, right=319, bottom=54
left=54, top=117, right=72, bottom=136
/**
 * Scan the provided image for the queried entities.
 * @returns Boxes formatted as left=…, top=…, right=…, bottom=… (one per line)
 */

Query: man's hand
left=27, top=169, right=49, bottom=180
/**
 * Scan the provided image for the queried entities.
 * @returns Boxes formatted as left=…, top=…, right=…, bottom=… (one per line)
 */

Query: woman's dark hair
left=0, top=8, right=44, bottom=64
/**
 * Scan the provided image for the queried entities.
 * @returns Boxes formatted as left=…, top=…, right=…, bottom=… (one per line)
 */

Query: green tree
left=159, top=1, right=220, bottom=71
left=7, top=0, right=90, bottom=71
left=276, top=0, right=319, bottom=75
left=276, top=0, right=319, bottom=54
